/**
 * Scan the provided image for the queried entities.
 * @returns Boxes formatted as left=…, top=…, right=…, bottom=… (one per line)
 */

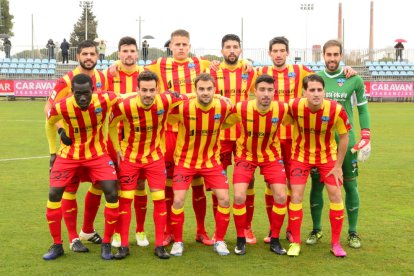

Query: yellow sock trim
left=135, top=189, right=147, bottom=196
left=218, top=205, right=230, bottom=215
left=166, top=178, right=173, bottom=187
left=246, top=188, right=255, bottom=196
left=120, top=190, right=135, bottom=199
left=47, top=200, right=61, bottom=209
left=151, top=190, right=165, bottom=201
left=172, top=206, right=184, bottom=215
left=105, top=201, right=119, bottom=209
left=191, top=177, right=204, bottom=187
left=62, top=192, right=76, bottom=200
left=289, top=202, right=303, bottom=211
left=233, top=206, right=246, bottom=216
left=330, top=202, right=344, bottom=211
left=88, top=185, right=103, bottom=196
left=272, top=205, right=287, bottom=215
left=265, top=187, right=273, bottom=196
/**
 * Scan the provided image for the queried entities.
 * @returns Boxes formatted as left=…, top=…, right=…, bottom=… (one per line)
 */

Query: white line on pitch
left=0, top=156, right=49, bottom=162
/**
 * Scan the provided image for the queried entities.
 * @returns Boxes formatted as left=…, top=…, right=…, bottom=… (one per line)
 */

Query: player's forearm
left=357, top=104, right=371, bottom=129
left=45, top=120, right=58, bottom=154
left=108, top=125, right=121, bottom=152
left=335, top=133, right=349, bottom=169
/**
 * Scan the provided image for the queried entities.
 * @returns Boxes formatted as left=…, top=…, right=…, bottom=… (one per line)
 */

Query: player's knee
left=234, top=194, right=246, bottom=205
left=49, top=187, right=65, bottom=202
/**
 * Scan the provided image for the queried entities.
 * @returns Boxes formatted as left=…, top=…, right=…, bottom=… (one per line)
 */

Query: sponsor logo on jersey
left=288, top=72, right=296, bottom=79
left=337, top=78, right=345, bottom=87
left=321, top=116, right=330, bottom=123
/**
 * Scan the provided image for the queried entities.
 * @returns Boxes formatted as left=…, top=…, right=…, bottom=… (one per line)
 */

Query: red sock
left=329, top=203, right=344, bottom=244
left=82, top=186, right=102, bottom=233
left=191, top=184, right=206, bottom=234
left=61, top=193, right=78, bottom=242
left=46, top=201, right=62, bottom=244
left=288, top=202, right=303, bottom=243
left=153, top=197, right=167, bottom=246
left=134, top=192, right=148, bottom=233
left=285, top=189, right=292, bottom=232
left=270, top=203, right=287, bottom=238
left=265, top=188, right=273, bottom=228
left=171, top=207, right=184, bottom=242
left=103, top=202, right=119, bottom=243
left=215, top=205, right=230, bottom=241
left=164, top=183, right=174, bottom=236
left=212, top=193, right=218, bottom=218
left=233, top=203, right=246, bottom=237
left=245, top=190, right=255, bottom=229
left=118, top=197, right=132, bottom=247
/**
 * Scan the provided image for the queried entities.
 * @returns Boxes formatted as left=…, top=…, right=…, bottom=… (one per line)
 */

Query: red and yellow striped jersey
left=104, top=65, right=144, bottom=95
left=47, top=92, right=118, bottom=160
left=48, top=67, right=107, bottom=104
left=225, top=100, right=291, bottom=162
left=257, top=64, right=313, bottom=139
left=288, top=98, right=351, bottom=164
left=168, top=98, right=233, bottom=169
left=110, top=92, right=188, bottom=164
left=207, top=61, right=257, bottom=141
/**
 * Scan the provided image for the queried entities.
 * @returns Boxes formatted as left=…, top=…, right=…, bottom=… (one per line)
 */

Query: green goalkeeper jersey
left=317, top=67, right=371, bottom=133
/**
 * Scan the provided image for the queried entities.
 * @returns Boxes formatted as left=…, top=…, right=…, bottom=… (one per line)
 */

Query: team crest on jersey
left=95, top=107, right=103, bottom=114
left=337, top=78, right=345, bottom=87
left=188, top=63, right=196, bottom=69
left=108, top=160, right=115, bottom=168
left=271, top=117, right=279, bottom=126
left=278, top=159, right=284, bottom=165
left=157, top=109, right=165, bottom=116
left=321, top=116, right=330, bottom=123
left=214, top=114, right=222, bottom=122
left=288, top=72, right=296, bottom=79
left=96, top=82, right=102, bottom=91
left=242, top=73, right=249, bottom=81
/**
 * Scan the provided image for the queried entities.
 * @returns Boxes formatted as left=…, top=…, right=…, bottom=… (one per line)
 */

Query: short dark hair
left=77, top=40, right=98, bottom=54
left=269, top=36, right=289, bottom=52
left=118, top=36, right=138, bottom=51
left=194, top=73, right=215, bottom=88
left=72, top=73, right=93, bottom=89
left=302, top=74, right=325, bottom=90
left=221, top=34, right=241, bottom=48
left=255, top=74, right=274, bottom=89
left=137, top=70, right=159, bottom=88
left=323, top=39, right=342, bottom=54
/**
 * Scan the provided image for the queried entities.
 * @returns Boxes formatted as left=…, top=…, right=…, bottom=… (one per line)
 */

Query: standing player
left=109, top=71, right=192, bottom=259
left=286, top=74, right=350, bottom=257
left=207, top=34, right=258, bottom=244
left=224, top=74, right=290, bottom=255
left=145, top=29, right=214, bottom=246
left=306, top=40, right=371, bottom=249
left=104, top=36, right=150, bottom=248
left=43, top=40, right=107, bottom=251
left=168, top=73, right=234, bottom=257
left=43, top=74, right=119, bottom=260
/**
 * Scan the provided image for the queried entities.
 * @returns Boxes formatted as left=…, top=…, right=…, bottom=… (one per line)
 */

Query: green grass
left=0, top=101, right=413, bottom=275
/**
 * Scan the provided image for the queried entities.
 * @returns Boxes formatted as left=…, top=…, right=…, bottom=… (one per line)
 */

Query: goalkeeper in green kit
left=306, top=40, right=371, bottom=249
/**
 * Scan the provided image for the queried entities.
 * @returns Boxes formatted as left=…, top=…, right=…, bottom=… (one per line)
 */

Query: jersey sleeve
left=48, top=78, right=70, bottom=104
left=354, top=76, right=371, bottom=129
left=335, top=105, right=352, bottom=135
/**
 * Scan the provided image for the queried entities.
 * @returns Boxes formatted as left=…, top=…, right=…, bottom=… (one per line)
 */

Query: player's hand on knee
left=58, top=127, right=72, bottom=146
left=350, top=128, right=371, bottom=162
left=49, top=154, right=56, bottom=173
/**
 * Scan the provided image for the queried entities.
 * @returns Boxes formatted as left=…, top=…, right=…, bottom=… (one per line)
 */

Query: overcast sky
left=7, top=0, right=413, bottom=53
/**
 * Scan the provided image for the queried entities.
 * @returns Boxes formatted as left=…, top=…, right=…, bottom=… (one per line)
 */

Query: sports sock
left=134, top=189, right=148, bottom=233
left=171, top=206, right=184, bottom=242
left=265, top=187, right=273, bottom=227
left=61, top=192, right=78, bottom=242
left=82, top=185, right=102, bottom=233
left=233, top=203, right=246, bottom=237
left=288, top=202, right=303, bottom=244
left=164, top=180, right=174, bottom=236
left=343, top=178, right=359, bottom=233
left=310, top=172, right=324, bottom=231
left=215, top=205, right=230, bottom=241
left=245, top=188, right=255, bottom=229
left=271, top=202, right=287, bottom=238
left=46, top=200, right=63, bottom=244
left=191, top=181, right=206, bottom=234
left=151, top=190, right=167, bottom=247
left=211, top=193, right=218, bottom=218
left=103, top=201, right=119, bottom=244
left=285, top=188, right=291, bottom=232
left=118, top=195, right=133, bottom=247
left=329, top=202, right=344, bottom=244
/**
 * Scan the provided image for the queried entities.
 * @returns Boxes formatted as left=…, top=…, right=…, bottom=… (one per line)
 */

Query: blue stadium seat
left=17, top=63, right=26, bottom=69
left=34, top=59, right=42, bottom=64
left=392, top=71, right=400, bottom=76
left=365, top=61, right=372, bottom=66
left=9, top=63, right=18, bottom=69
left=25, top=63, right=33, bottom=69
left=386, top=61, right=393, bottom=65
left=11, top=58, right=18, bottom=63
left=389, top=65, right=397, bottom=71
left=382, top=65, right=390, bottom=71
left=109, top=60, right=115, bottom=65
left=18, top=58, right=26, bottom=63
left=138, top=60, right=145, bottom=66
left=39, top=69, right=47, bottom=75
left=47, top=69, right=55, bottom=75
left=102, top=60, right=109, bottom=65
left=33, top=63, right=41, bottom=69
left=41, top=58, right=49, bottom=64
left=378, top=71, right=386, bottom=76
left=407, top=71, right=414, bottom=76
left=8, top=68, right=16, bottom=74
left=372, top=61, right=379, bottom=66
left=1, top=63, right=10, bottom=68
left=379, top=61, right=386, bottom=66
left=48, top=64, right=56, bottom=69
left=2, top=58, right=11, bottom=63
left=16, top=68, right=25, bottom=75
left=385, top=71, right=393, bottom=76
left=368, top=65, right=375, bottom=71
left=49, top=59, right=57, bottom=64
left=41, top=64, right=48, bottom=69
left=24, top=68, right=32, bottom=74
left=400, top=71, right=408, bottom=76
left=371, top=71, right=379, bottom=76
left=1, top=68, right=8, bottom=74
left=146, top=60, right=152, bottom=65
left=26, top=58, right=34, bottom=64
left=32, top=68, right=41, bottom=75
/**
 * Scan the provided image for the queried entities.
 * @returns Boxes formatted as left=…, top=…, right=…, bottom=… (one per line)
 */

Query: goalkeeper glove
left=351, top=128, right=371, bottom=162
left=58, top=127, right=72, bottom=146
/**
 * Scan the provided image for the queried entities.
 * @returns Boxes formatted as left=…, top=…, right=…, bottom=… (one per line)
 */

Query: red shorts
left=164, top=130, right=177, bottom=178
left=50, top=155, right=117, bottom=188
left=280, top=139, right=292, bottom=180
left=233, top=158, right=286, bottom=185
left=172, top=166, right=228, bottom=191
left=289, top=160, right=341, bottom=186
left=220, top=140, right=236, bottom=169
left=63, top=167, right=93, bottom=193
left=118, top=158, right=166, bottom=191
